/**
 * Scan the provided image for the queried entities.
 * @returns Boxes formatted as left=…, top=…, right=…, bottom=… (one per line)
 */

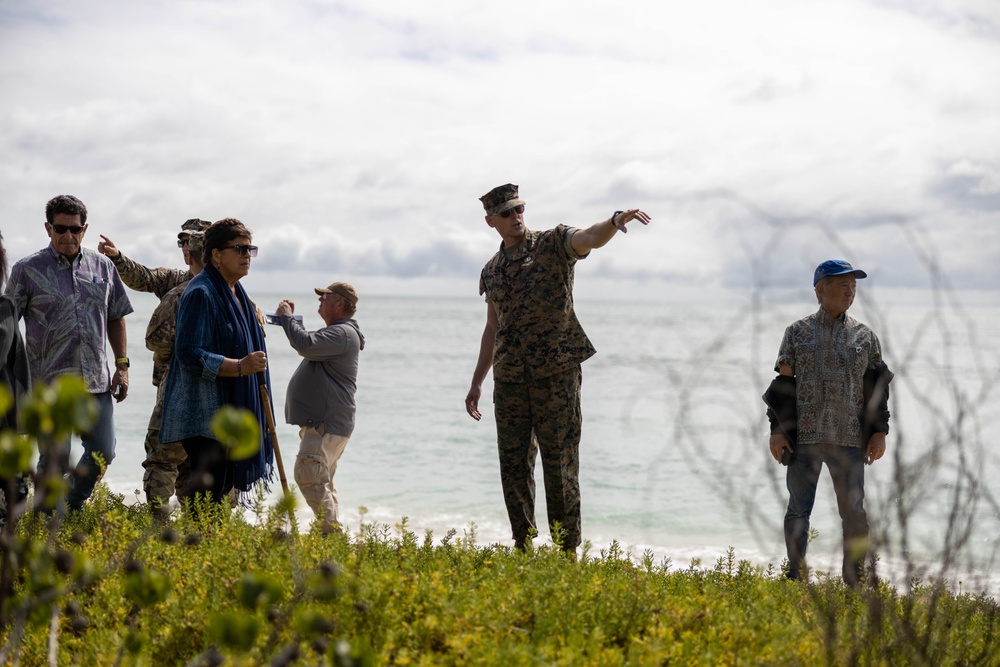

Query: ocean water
left=87, top=291, right=999, bottom=592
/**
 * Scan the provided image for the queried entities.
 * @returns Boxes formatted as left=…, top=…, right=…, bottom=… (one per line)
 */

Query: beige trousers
left=294, top=424, right=350, bottom=533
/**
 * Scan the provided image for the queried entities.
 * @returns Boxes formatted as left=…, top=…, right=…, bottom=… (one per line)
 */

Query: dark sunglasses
left=499, top=204, right=525, bottom=219
left=221, top=244, right=259, bottom=258
left=48, top=222, right=86, bottom=235
left=177, top=238, right=190, bottom=248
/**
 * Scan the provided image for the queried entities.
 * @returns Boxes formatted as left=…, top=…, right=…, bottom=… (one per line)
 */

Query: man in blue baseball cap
left=763, top=258, right=893, bottom=586
left=813, top=259, right=867, bottom=286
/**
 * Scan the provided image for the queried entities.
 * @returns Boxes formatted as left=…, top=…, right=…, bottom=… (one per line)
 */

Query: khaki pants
left=294, top=424, right=350, bottom=533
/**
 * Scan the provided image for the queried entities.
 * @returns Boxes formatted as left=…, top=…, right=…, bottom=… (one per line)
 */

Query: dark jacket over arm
left=762, top=361, right=893, bottom=448
left=862, top=361, right=893, bottom=445
left=762, top=374, right=797, bottom=446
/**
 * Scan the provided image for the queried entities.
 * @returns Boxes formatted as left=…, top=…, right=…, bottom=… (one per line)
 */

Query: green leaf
left=210, top=407, right=261, bottom=460
left=331, top=638, right=376, bottom=667
left=18, top=375, right=98, bottom=442
left=237, top=572, right=284, bottom=611
left=209, top=611, right=260, bottom=653
left=0, top=431, right=33, bottom=478
left=124, top=630, right=149, bottom=655
left=124, top=566, right=171, bottom=607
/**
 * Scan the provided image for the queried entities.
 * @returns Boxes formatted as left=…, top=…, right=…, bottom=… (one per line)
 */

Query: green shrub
left=3, top=378, right=999, bottom=665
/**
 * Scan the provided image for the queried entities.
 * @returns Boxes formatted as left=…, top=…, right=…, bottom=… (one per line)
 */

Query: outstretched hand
left=612, top=209, right=652, bottom=233
left=97, top=235, right=120, bottom=258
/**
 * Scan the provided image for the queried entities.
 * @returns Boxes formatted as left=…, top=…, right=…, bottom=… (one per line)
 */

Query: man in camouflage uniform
left=143, top=232, right=207, bottom=512
left=98, top=219, right=211, bottom=509
left=465, top=183, right=651, bottom=553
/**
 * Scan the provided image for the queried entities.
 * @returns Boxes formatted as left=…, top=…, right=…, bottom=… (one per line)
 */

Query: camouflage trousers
left=142, top=427, right=190, bottom=509
left=142, top=388, right=190, bottom=509
left=494, top=365, right=583, bottom=550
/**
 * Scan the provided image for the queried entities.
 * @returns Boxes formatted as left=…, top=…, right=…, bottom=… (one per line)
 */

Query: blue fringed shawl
left=160, top=264, right=274, bottom=494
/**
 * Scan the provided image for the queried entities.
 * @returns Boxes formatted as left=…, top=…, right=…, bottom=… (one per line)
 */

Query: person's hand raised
left=97, top=235, right=120, bottom=258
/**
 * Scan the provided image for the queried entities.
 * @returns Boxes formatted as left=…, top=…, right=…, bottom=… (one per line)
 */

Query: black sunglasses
left=499, top=205, right=525, bottom=219
left=221, top=244, right=259, bottom=258
left=48, top=223, right=86, bottom=235
left=177, top=238, right=190, bottom=248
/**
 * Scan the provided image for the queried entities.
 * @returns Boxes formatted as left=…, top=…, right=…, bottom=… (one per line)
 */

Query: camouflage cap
left=187, top=231, right=205, bottom=260
left=315, top=281, right=359, bottom=306
left=480, top=183, right=525, bottom=215
left=178, top=218, right=212, bottom=239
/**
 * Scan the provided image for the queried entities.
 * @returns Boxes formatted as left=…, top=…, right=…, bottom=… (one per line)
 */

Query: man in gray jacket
left=275, top=281, right=364, bottom=534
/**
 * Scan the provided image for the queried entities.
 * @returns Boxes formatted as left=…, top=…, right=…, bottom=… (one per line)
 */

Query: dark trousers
left=181, top=436, right=235, bottom=505
left=784, top=443, right=869, bottom=585
left=494, top=366, right=583, bottom=550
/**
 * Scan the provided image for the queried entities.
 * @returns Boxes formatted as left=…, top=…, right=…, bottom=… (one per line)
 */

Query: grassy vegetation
left=2, top=486, right=1000, bottom=666
left=3, top=376, right=999, bottom=665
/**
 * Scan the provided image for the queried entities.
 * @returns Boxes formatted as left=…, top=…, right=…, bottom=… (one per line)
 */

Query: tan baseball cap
left=314, top=281, right=358, bottom=305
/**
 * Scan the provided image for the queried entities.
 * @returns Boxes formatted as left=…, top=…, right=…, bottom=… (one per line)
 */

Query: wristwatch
left=611, top=211, right=623, bottom=228
left=115, top=357, right=130, bottom=369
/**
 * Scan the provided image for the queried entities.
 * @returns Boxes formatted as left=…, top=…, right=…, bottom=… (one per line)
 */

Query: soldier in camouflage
left=465, top=183, right=651, bottom=554
left=98, top=219, right=211, bottom=511
left=143, top=232, right=207, bottom=513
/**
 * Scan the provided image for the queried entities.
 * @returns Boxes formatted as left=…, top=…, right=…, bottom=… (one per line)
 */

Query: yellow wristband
left=115, top=357, right=130, bottom=368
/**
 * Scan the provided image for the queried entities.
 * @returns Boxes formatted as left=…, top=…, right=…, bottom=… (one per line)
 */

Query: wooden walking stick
left=257, top=373, right=289, bottom=496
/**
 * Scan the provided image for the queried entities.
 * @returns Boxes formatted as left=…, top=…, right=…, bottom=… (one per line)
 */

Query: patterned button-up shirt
left=479, top=225, right=596, bottom=382
left=776, top=308, right=883, bottom=448
left=5, top=244, right=133, bottom=393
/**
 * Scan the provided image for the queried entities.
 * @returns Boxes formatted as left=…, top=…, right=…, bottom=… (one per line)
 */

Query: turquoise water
left=92, top=291, right=1000, bottom=591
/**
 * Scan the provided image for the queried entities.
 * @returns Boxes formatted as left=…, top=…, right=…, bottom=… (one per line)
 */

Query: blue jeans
left=784, top=443, right=869, bottom=585
left=37, top=391, right=117, bottom=511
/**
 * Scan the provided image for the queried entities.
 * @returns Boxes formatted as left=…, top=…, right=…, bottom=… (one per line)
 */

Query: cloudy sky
left=2, top=0, right=998, bottom=304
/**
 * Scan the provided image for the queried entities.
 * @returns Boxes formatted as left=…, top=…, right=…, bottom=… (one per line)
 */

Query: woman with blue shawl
left=160, top=219, right=274, bottom=506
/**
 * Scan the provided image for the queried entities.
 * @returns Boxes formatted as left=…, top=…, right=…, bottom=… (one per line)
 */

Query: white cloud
left=1, top=0, right=998, bottom=300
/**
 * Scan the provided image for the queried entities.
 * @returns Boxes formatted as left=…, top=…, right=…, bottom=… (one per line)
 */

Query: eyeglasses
left=177, top=238, right=190, bottom=248
left=221, top=244, right=258, bottom=257
left=499, top=205, right=525, bottom=219
left=47, top=223, right=86, bottom=235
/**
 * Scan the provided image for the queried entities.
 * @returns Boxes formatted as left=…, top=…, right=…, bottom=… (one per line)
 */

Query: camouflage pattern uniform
left=110, top=219, right=210, bottom=508
left=479, top=218, right=596, bottom=550
left=110, top=252, right=190, bottom=301
left=144, top=274, right=195, bottom=506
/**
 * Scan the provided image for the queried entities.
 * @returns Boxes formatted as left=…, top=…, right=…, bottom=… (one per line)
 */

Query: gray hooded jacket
left=281, top=315, right=365, bottom=436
